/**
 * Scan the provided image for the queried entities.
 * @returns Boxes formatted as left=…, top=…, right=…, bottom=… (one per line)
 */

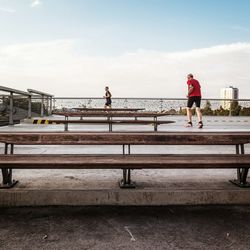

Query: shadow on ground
left=0, top=206, right=250, bottom=250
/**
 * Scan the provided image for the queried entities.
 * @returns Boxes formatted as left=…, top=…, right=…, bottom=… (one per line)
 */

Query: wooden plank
left=0, top=132, right=250, bottom=145
left=46, top=119, right=174, bottom=124
left=72, top=108, right=145, bottom=112
left=53, top=111, right=168, bottom=117
left=0, top=154, right=250, bottom=169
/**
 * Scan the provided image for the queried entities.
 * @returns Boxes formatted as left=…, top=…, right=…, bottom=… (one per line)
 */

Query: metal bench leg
left=230, top=144, right=250, bottom=188
left=154, top=117, right=158, bottom=132
left=109, top=122, right=112, bottom=132
left=154, top=123, right=158, bottom=132
left=119, top=145, right=135, bottom=188
left=119, top=169, right=136, bottom=189
left=0, top=143, right=18, bottom=189
left=64, top=123, right=68, bottom=132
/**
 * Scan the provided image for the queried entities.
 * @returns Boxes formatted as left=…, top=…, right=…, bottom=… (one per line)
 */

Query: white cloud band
left=0, top=40, right=249, bottom=98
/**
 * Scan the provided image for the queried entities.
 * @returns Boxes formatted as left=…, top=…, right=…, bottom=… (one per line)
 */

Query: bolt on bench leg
left=119, top=169, right=136, bottom=189
left=230, top=144, right=250, bottom=188
left=0, top=143, right=18, bottom=189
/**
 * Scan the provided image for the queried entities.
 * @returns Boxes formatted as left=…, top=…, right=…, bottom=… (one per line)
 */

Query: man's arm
left=187, top=84, right=194, bottom=97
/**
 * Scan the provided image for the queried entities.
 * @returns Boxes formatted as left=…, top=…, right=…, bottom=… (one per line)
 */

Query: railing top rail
left=52, top=97, right=250, bottom=101
left=0, top=86, right=31, bottom=96
left=27, top=89, right=53, bottom=97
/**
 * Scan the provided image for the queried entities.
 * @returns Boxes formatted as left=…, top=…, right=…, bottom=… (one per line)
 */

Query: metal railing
left=52, top=97, right=250, bottom=116
left=0, top=86, right=54, bottom=126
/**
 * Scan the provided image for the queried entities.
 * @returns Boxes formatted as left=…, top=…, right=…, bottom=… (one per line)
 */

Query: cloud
left=0, top=40, right=249, bottom=98
left=0, top=7, right=16, bottom=13
left=30, top=0, right=42, bottom=8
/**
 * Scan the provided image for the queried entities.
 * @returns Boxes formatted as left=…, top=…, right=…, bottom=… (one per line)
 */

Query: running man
left=104, top=86, right=112, bottom=109
left=186, top=74, right=203, bottom=128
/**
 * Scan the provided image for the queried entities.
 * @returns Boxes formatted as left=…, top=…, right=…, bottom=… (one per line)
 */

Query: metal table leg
left=119, top=144, right=136, bottom=188
left=0, top=143, right=18, bottom=189
left=230, top=144, right=250, bottom=188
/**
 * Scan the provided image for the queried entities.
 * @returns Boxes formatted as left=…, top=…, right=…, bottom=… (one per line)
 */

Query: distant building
left=220, top=86, right=239, bottom=109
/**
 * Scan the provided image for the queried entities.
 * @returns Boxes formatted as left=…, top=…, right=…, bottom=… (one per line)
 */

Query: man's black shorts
left=187, top=96, right=201, bottom=108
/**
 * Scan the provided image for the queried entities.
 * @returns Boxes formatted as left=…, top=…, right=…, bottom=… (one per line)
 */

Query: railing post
left=41, top=94, right=44, bottom=117
left=49, top=97, right=53, bottom=115
left=46, top=96, right=49, bottom=116
left=53, top=98, right=56, bottom=111
left=28, top=95, right=32, bottom=119
left=9, top=92, right=14, bottom=125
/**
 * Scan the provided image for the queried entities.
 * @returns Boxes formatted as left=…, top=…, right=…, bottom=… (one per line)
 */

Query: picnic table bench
left=0, top=132, right=250, bottom=189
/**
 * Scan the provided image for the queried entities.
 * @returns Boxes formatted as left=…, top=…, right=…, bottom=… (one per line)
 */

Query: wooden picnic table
left=33, top=118, right=174, bottom=132
left=44, top=111, right=172, bottom=131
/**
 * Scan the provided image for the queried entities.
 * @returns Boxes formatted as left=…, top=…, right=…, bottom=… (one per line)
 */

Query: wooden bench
left=33, top=119, right=174, bottom=132
left=0, top=132, right=250, bottom=189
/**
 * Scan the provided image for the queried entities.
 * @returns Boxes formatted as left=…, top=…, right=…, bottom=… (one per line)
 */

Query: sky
left=0, top=0, right=250, bottom=98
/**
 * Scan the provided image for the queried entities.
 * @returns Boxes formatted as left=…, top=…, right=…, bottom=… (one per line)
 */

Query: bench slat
left=0, top=132, right=250, bottom=145
left=46, top=120, right=173, bottom=124
left=53, top=112, right=168, bottom=117
left=1, top=154, right=250, bottom=169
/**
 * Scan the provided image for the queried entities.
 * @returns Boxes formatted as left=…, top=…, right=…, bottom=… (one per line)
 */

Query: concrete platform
left=1, top=172, right=250, bottom=206
left=0, top=116, right=250, bottom=207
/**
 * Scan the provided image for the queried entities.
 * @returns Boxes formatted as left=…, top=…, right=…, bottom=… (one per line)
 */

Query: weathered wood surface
left=45, top=119, right=173, bottom=124
left=0, top=132, right=250, bottom=145
left=1, top=154, right=250, bottom=169
left=72, top=108, right=145, bottom=112
left=53, top=111, right=168, bottom=117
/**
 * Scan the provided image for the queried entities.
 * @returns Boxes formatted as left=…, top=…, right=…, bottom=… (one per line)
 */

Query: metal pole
left=46, top=96, right=49, bottom=116
left=28, top=96, right=32, bottom=119
left=49, top=97, right=52, bottom=115
left=41, top=95, right=44, bottom=117
left=53, top=98, right=56, bottom=111
left=9, top=92, right=14, bottom=125
left=229, top=100, right=232, bottom=116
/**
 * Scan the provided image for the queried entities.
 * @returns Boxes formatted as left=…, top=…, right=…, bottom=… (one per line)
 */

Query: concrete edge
left=0, top=189, right=250, bottom=207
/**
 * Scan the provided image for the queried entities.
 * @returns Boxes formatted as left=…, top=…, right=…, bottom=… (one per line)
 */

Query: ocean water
left=53, top=98, right=250, bottom=112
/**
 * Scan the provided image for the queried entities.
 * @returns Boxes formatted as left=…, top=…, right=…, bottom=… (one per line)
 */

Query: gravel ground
left=0, top=206, right=250, bottom=250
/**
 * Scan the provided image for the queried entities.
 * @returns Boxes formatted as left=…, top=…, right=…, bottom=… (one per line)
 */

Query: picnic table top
left=53, top=111, right=168, bottom=117
left=0, top=131, right=250, bottom=145
left=44, top=119, right=174, bottom=124
left=72, top=108, right=145, bottom=112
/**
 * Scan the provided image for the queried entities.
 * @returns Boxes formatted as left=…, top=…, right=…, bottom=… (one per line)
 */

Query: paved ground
left=0, top=206, right=250, bottom=250
left=0, top=116, right=250, bottom=249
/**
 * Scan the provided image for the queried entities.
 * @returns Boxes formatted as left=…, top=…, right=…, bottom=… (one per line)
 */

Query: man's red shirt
left=187, top=79, right=201, bottom=97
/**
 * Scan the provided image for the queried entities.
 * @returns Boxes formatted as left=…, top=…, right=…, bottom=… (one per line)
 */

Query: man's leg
left=186, top=107, right=192, bottom=123
left=196, top=107, right=202, bottom=122
left=186, top=97, right=194, bottom=124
